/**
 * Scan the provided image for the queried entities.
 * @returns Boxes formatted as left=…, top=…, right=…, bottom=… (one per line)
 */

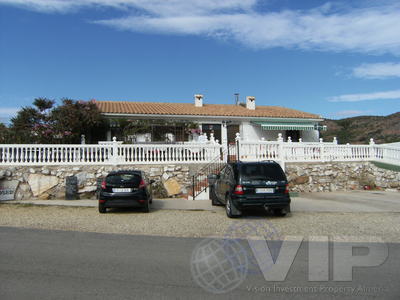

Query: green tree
left=0, top=123, right=11, bottom=143
left=10, top=98, right=55, bottom=143
left=51, top=99, right=106, bottom=143
left=8, top=98, right=106, bottom=144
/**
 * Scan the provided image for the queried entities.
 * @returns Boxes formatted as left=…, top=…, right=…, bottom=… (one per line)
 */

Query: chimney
left=194, top=94, right=203, bottom=107
left=246, top=96, right=255, bottom=110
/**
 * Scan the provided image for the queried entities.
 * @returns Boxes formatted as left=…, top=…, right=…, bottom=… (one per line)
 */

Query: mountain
left=320, top=112, right=400, bottom=144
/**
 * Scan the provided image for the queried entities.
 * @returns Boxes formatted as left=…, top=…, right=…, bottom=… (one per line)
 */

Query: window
left=239, top=163, right=286, bottom=181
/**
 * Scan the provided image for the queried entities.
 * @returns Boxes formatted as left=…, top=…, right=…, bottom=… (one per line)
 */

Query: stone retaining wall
left=286, top=161, right=400, bottom=192
left=0, top=165, right=203, bottom=201
left=0, top=161, right=399, bottom=200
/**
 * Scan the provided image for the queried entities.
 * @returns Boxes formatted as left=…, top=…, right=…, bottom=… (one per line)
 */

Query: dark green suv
left=210, top=161, right=291, bottom=218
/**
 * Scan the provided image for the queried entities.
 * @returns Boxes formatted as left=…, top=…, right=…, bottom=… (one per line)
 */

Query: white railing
left=374, top=145, right=400, bottom=165
left=237, top=134, right=400, bottom=166
left=0, top=144, right=113, bottom=165
left=282, top=143, right=373, bottom=162
left=0, top=141, right=223, bottom=166
left=0, top=135, right=399, bottom=166
left=117, top=143, right=222, bottom=164
left=237, top=141, right=281, bottom=161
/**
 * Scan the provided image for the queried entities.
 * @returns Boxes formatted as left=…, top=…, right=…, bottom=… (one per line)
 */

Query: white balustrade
left=0, top=142, right=223, bottom=165
left=374, top=145, right=400, bottom=165
left=0, top=139, right=399, bottom=166
left=237, top=140, right=400, bottom=166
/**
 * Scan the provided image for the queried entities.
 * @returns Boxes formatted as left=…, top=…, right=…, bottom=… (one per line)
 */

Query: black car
left=209, top=161, right=291, bottom=218
left=98, top=170, right=154, bottom=213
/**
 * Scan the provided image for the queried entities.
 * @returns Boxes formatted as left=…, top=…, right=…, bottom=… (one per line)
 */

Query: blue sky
left=1, top=0, right=400, bottom=124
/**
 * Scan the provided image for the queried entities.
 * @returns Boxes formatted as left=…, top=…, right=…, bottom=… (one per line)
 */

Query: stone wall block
left=27, top=174, right=59, bottom=197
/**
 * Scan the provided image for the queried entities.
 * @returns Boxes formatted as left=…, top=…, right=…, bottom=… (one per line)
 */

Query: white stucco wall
left=240, top=122, right=322, bottom=142
left=301, top=130, right=319, bottom=142
left=241, top=122, right=283, bottom=141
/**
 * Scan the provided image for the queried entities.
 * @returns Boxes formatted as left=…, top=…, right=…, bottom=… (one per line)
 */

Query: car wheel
left=98, top=203, right=107, bottom=214
left=143, top=199, right=150, bottom=213
left=225, top=195, right=240, bottom=218
left=210, top=186, right=222, bottom=206
left=273, top=206, right=289, bottom=217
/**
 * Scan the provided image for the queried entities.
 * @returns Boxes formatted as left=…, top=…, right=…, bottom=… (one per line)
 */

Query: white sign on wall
left=0, top=180, right=19, bottom=201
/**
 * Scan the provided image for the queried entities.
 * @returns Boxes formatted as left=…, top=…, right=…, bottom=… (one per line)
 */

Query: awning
left=252, top=121, right=326, bottom=131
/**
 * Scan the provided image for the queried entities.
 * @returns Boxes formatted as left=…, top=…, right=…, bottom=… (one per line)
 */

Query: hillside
left=320, top=112, right=400, bottom=144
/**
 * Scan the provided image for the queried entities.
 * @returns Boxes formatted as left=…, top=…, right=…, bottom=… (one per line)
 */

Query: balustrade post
left=235, top=133, right=241, bottom=161
left=369, top=138, right=375, bottom=160
left=277, top=133, right=285, bottom=170
left=319, top=138, right=325, bottom=162
left=111, top=137, right=119, bottom=165
left=209, top=133, right=215, bottom=144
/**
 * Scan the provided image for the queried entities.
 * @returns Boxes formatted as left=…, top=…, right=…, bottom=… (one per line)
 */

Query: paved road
left=8, top=191, right=400, bottom=213
left=293, top=191, right=400, bottom=212
left=0, top=227, right=399, bottom=299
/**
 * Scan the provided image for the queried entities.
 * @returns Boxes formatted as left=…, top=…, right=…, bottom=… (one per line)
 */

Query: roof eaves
left=102, top=112, right=324, bottom=122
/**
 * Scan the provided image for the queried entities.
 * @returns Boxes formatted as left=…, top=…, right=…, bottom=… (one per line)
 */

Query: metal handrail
left=190, top=146, right=231, bottom=200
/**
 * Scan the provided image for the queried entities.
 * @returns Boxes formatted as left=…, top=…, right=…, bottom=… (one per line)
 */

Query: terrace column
left=221, top=122, right=228, bottom=146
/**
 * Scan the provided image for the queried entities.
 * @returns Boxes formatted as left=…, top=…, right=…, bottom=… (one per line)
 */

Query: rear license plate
left=256, top=188, right=274, bottom=193
left=112, top=188, right=132, bottom=193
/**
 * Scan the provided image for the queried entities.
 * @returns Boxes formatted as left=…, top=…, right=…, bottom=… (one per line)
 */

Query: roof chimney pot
left=194, top=94, right=203, bottom=107
left=246, top=96, right=256, bottom=110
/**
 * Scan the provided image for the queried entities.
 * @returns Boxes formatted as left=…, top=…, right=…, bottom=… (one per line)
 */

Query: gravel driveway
left=1, top=204, right=399, bottom=242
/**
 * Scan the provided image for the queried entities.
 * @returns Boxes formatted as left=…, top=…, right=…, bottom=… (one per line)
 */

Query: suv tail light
left=234, top=185, right=244, bottom=195
left=284, top=184, right=289, bottom=194
left=101, top=180, right=106, bottom=190
left=139, top=179, right=146, bottom=189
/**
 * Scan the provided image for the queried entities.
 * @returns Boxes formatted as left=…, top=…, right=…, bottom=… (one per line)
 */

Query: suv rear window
left=106, top=173, right=141, bottom=186
left=239, top=163, right=286, bottom=181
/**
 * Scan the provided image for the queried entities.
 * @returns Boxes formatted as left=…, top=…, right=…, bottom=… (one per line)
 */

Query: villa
left=95, top=95, right=325, bottom=144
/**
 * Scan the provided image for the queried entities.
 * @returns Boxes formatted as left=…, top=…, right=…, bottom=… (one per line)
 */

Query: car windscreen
left=239, top=164, right=286, bottom=181
left=106, top=173, right=141, bottom=186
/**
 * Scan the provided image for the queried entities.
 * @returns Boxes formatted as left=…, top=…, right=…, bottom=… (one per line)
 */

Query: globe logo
left=190, top=238, right=248, bottom=294
left=224, top=220, right=281, bottom=275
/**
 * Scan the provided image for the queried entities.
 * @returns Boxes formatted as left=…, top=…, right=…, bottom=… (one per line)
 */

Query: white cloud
left=328, top=90, right=400, bottom=102
left=353, top=62, right=400, bottom=79
left=2, top=1, right=400, bottom=55
left=0, top=0, right=256, bottom=14
left=333, top=110, right=372, bottom=118
left=0, top=107, right=20, bottom=124
left=93, top=2, right=400, bottom=55
left=0, top=107, right=20, bottom=115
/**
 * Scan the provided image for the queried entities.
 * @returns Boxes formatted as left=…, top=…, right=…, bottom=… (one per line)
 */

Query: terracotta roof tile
left=95, top=100, right=321, bottom=119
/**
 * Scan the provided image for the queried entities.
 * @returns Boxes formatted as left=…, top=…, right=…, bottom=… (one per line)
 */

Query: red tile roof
left=95, top=100, right=321, bottom=119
